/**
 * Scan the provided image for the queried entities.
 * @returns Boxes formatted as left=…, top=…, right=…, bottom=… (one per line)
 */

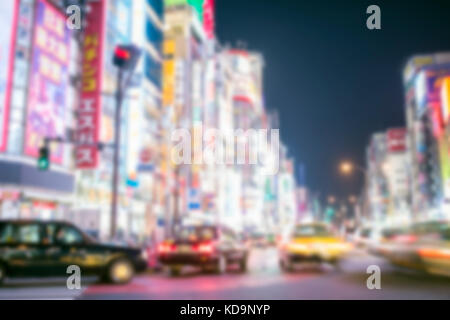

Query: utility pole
left=110, top=68, right=124, bottom=238
left=110, top=45, right=142, bottom=239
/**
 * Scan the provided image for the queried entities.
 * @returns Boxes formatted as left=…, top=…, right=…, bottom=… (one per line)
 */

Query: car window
left=43, top=224, right=58, bottom=245
left=361, top=228, right=372, bottom=238
left=199, top=227, right=217, bottom=240
left=441, top=228, right=450, bottom=241
left=221, top=229, right=236, bottom=242
left=55, top=226, right=84, bottom=245
left=0, top=223, right=15, bottom=244
left=176, top=226, right=218, bottom=241
left=411, top=222, right=450, bottom=236
left=413, top=223, right=442, bottom=234
left=17, top=224, right=41, bottom=244
left=293, top=225, right=333, bottom=238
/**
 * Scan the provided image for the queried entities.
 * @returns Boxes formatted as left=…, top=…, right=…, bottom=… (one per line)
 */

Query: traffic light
left=113, top=45, right=141, bottom=70
left=38, top=146, right=50, bottom=171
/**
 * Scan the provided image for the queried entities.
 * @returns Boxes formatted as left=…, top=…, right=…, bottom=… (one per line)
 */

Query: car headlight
left=331, top=243, right=351, bottom=251
left=287, top=243, right=309, bottom=251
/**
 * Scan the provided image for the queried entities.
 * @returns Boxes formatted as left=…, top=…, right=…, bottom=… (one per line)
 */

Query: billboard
left=441, top=77, right=450, bottom=124
left=162, top=40, right=176, bottom=107
left=386, top=128, right=407, bottom=152
left=229, top=50, right=256, bottom=105
left=24, top=0, right=71, bottom=163
left=203, top=0, right=215, bottom=39
left=438, top=135, right=450, bottom=199
left=75, top=0, right=106, bottom=169
left=0, top=0, right=18, bottom=152
left=415, top=67, right=450, bottom=116
left=164, top=0, right=214, bottom=38
left=431, top=103, right=444, bottom=139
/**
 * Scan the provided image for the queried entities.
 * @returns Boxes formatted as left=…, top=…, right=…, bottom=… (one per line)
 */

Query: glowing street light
left=339, top=160, right=366, bottom=176
left=348, top=195, right=357, bottom=204
left=340, top=161, right=354, bottom=175
left=328, top=195, right=337, bottom=204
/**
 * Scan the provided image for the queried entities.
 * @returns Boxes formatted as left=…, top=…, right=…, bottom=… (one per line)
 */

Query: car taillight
left=418, top=248, right=450, bottom=259
left=158, top=243, right=175, bottom=254
left=197, top=243, right=214, bottom=254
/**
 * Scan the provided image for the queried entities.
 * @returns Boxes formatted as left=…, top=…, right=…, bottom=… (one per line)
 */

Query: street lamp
left=327, top=195, right=336, bottom=204
left=348, top=195, right=357, bottom=204
left=338, top=160, right=368, bottom=228
left=340, top=161, right=353, bottom=175
left=339, top=160, right=367, bottom=175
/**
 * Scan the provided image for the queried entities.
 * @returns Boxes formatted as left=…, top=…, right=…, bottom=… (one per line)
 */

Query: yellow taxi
left=279, top=223, right=352, bottom=272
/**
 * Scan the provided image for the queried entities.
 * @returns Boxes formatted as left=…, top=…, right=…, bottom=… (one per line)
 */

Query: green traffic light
left=38, top=158, right=49, bottom=171
left=38, top=147, right=50, bottom=171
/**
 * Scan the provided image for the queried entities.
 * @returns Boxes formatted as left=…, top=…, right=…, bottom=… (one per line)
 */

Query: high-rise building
left=403, top=53, right=450, bottom=220
left=0, top=0, right=76, bottom=221
left=0, top=0, right=164, bottom=241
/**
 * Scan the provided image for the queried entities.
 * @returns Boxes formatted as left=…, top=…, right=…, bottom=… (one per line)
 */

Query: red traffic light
left=114, top=47, right=131, bottom=60
left=113, top=45, right=141, bottom=70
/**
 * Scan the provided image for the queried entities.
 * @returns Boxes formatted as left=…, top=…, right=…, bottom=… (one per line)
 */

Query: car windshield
left=361, top=228, right=372, bottom=238
left=410, top=222, right=450, bottom=235
left=176, top=226, right=218, bottom=242
left=382, top=228, right=407, bottom=238
left=293, top=225, right=333, bottom=238
left=441, top=228, right=450, bottom=241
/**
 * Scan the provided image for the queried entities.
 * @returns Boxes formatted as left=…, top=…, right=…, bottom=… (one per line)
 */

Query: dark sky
left=215, top=0, right=450, bottom=201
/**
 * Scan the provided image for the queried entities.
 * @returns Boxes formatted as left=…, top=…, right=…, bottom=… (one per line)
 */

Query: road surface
left=1, top=248, right=449, bottom=300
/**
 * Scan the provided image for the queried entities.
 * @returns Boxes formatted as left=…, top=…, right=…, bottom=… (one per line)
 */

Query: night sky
left=215, top=0, right=450, bottom=201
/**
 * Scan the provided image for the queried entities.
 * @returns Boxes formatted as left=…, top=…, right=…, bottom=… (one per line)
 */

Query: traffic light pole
left=110, top=68, right=124, bottom=239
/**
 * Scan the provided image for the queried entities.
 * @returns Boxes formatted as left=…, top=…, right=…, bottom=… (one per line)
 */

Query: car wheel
left=0, top=263, right=6, bottom=285
left=330, top=259, right=343, bottom=272
left=107, top=258, right=134, bottom=284
left=279, top=259, right=285, bottom=270
left=169, top=266, right=181, bottom=277
left=280, top=259, right=293, bottom=273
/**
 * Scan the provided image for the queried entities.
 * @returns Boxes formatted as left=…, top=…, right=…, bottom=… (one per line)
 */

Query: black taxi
left=0, top=220, right=147, bottom=285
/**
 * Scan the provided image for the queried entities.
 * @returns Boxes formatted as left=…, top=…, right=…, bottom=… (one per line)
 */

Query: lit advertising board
left=386, top=128, right=407, bottom=152
left=192, top=60, right=203, bottom=124
left=430, top=103, right=444, bottom=138
left=415, top=66, right=450, bottom=116
left=441, top=77, right=450, bottom=124
left=25, top=0, right=71, bottom=163
left=75, top=0, right=105, bottom=169
left=165, top=0, right=188, bottom=6
left=204, top=58, right=216, bottom=127
left=0, top=0, right=18, bottom=152
left=203, top=0, right=215, bottom=39
left=403, top=54, right=450, bottom=87
left=165, top=0, right=214, bottom=38
left=438, top=135, right=450, bottom=199
left=163, top=40, right=176, bottom=107
left=229, top=50, right=255, bottom=105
